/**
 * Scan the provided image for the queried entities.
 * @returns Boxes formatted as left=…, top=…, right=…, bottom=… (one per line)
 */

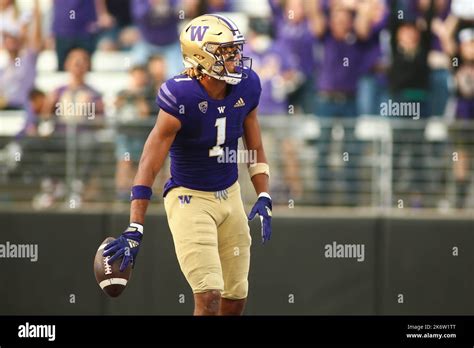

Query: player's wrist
left=126, top=222, right=144, bottom=235
left=130, top=185, right=152, bottom=201
left=258, top=192, right=271, bottom=200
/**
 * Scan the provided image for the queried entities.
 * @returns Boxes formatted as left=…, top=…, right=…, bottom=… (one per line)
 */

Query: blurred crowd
left=0, top=0, right=473, bottom=208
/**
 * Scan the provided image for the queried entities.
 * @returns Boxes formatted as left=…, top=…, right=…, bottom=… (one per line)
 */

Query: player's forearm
left=128, top=113, right=179, bottom=225
left=130, top=160, right=156, bottom=224
left=251, top=173, right=269, bottom=196
left=243, top=108, right=270, bottom=196
left=130, top=199, right=149, bottom=224
left=250, top=144, right=270, bottom=195
left=133, top=151, right=161, bottom=188
left=129, top=146, right=168, bottom=224
left=129, top=165, right=156, bottom=225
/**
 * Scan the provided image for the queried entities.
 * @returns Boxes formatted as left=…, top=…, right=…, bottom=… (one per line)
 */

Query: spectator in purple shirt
left=147, top=55, right=167, bottom=115
left=148, top=54, right=166, bottom=90
left=43, top=48, right=104, bottom=124
left=42, top=48, right=104, bottom=205
left=114, top=65, right=156, bottom=200
left=244, top=20, right=305, bottom=201
left=355, top=0, right=390, bottom=116
left=14, top=87, right=67, bottom=210
left=245, top=20, right=301, bottom=116
left=310, top=0, right=372, bottom=117
left=269, top=0, right=317, bottom=114
left=52, top=0, right=115, bottom=70
left=16, top=88, right=47, bottom=138
left=0, top=0, right=42, bottom=110
left=308, top=0, right=374, bottom=206
left=130, top=0, right=182, bottom=77
left=96, top=0, right=143, bottom=51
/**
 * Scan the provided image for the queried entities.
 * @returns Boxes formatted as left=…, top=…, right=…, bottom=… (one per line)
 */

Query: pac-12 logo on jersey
left=178, top=195, right=193, bottom=205
left=199, top=101, right=208, bottom=113
left=190, top=26, right=209, bottom=41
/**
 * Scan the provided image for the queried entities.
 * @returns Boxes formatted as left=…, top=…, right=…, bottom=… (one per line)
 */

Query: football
left=93, top=237, right=132, bottom=297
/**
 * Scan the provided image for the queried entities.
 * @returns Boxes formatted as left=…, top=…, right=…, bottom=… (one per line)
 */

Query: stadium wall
left=0, top=211, right=472, bottom=315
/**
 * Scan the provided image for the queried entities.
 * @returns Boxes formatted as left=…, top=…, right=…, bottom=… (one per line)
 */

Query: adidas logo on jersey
left=234, top=98, right=245, bottom=108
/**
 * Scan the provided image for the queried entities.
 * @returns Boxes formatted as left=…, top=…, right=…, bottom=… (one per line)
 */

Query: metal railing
left=1, top=111, right=473, bottom=210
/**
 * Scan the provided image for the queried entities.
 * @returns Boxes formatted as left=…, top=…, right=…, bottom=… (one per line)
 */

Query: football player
left=103, top=14, right=272, bottom=316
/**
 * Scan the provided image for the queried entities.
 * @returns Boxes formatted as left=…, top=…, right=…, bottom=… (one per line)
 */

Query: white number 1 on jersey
left=209, top=117, right=226, bottom=157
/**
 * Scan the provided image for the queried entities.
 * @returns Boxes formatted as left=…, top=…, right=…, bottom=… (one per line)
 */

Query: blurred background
left=0, top=0, right=473, bottom=316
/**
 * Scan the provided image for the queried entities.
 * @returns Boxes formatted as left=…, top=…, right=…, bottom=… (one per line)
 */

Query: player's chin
left=226, top=62, right=238, bottom=72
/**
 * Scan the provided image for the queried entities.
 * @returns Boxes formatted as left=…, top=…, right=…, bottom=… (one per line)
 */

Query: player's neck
left=199, top=75, right=228, bottom=100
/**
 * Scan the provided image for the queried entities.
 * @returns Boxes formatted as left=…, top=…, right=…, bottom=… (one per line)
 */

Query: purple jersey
left=156, top=68, right=261, bottom=194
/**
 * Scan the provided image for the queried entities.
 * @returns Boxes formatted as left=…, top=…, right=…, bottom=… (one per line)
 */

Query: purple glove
left=103, top=223, right=143, bottom=272
left=248, top=193, right=272, bottom=244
